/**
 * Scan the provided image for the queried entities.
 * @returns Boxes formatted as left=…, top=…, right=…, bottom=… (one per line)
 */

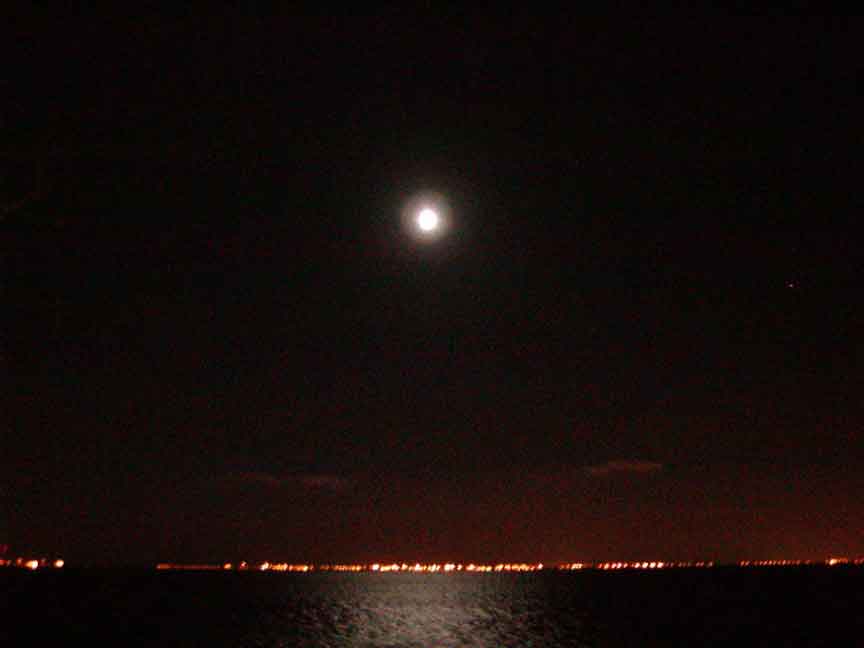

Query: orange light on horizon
left=142, top=556, right=864, bottom=574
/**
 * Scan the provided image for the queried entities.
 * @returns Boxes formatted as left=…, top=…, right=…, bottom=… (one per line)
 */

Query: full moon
left=402, top=193, right=449, bottom=241
left=417, top=208, right=439, bottom=232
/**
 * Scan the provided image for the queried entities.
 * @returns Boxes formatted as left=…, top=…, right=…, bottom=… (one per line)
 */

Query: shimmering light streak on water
left=3, top=568, right=864, bottom=646
left=251, top=573, right=587, bottom=647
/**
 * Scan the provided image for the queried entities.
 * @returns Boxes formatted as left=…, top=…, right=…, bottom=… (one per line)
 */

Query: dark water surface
left=2, top=568, right=862, bottom=646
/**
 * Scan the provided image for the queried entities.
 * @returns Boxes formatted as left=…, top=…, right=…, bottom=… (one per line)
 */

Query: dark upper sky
left=3, top=8, right=863, bottom=565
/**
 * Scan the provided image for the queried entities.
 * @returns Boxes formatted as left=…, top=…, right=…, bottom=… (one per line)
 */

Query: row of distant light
left=155, top=558, right=864, bottom=573
left=156, top=562, right=545, bottom=572
left=740, top=559, right=812, bottom=567
left=248, top=562, right=544, bottom=573
left=740, top=558, right=864, bottom=567
left=0, top=558, right=64, bottom=570
left=6, top=558, right=861, bottom=572
left=560, top=561, right=713, bottom=570
left=373, top=563, right=543, bottom=573
left=565, top=558, right=863, bottom=570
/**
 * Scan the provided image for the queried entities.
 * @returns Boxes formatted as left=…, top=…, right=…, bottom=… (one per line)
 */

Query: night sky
left=4, top=9, right=863, bottom=566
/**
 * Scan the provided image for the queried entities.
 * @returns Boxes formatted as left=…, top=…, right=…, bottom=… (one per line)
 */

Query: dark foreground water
left=2, top=568, right=863, bottom=646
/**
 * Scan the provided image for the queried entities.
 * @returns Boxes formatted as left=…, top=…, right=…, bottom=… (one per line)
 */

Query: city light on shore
left=4, top=556, right=862, bottom=573
left=149, top=557, right=864, bottom=573
left=0, top=557, right=65, bottom=571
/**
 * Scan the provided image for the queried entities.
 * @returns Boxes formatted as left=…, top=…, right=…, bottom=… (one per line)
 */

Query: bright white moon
left=417, top=208, right=439, bottom=232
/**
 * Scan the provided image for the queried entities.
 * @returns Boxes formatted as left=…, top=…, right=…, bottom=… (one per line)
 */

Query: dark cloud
left=585, top=460, right=664, bottom=477
left=231, top=472, right=351, bottom=493
left=234, top=472, right=284, bottom=488
left=297, top=474, right=351, bottom=492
